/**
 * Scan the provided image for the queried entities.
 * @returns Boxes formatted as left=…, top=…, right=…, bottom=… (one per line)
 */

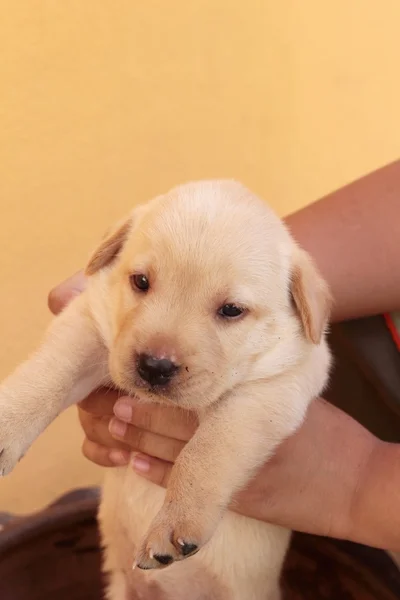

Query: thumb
left=48, top=270, right=87, bottom=315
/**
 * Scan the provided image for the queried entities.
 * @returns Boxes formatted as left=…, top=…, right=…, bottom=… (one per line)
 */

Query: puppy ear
left=85, top=216, right=132, bottom=276
left=290, top=247, right=332, bottom=344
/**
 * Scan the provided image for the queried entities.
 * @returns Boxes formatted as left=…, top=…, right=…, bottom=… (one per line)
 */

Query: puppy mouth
left=132, top=373, right=202, bottom=407
left=135, top=377, right=172, bottom=395
left=131, top=382, right=180, bottom=406
left=110, top=360, right=201, bottom=405
left=128, top=370, right=176, bottom=396
left=110, top=359, right=178, bottom=398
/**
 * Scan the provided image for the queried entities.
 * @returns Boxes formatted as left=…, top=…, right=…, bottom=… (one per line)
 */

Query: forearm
left=285, top=160, right=400, bottom=322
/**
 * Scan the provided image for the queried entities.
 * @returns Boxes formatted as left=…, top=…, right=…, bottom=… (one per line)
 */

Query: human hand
left=75, top=382, right=379, bottom=544
left=80, top=393, right=369, bottom=542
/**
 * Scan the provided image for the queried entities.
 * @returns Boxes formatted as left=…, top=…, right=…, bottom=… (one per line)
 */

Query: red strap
left=384, top=313, right=400, bottom=352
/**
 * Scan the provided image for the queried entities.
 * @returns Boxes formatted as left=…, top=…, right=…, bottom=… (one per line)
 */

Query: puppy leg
left=135, top=381, right=309, bottom=569
left=0, top=293, right=108, bottom=475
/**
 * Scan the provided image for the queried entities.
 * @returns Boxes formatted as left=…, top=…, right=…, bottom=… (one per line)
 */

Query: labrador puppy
left=0, top=181, right=331, bottom=599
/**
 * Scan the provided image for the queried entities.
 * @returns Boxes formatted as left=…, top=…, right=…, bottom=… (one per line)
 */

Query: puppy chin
left=134, top=379, right=206, bottom=410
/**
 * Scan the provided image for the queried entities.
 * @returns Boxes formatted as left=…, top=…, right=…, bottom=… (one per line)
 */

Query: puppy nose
left=137, top=353, right=179, bottom=386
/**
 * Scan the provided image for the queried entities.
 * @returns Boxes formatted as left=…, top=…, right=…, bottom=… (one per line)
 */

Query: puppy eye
left=130, top=273, right=150, bottom=292
left=218, top=304, right=245, bottom=319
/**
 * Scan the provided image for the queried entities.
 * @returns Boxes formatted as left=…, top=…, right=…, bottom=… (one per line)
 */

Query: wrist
left=310, top=411, right=379, bottom=542
left=234, top=400, right=378, bottom=540
left=347, top=439, right=400, bottom=551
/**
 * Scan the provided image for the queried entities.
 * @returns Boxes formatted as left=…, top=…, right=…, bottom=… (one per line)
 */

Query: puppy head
left=86, top=181, right=331, bottom=409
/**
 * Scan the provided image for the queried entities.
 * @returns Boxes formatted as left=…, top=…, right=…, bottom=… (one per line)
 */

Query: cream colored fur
left=0, top=181, right=331, bottom=599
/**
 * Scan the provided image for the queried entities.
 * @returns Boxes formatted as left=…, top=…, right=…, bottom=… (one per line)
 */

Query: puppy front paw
left=134, top=503, right=219, bottom=570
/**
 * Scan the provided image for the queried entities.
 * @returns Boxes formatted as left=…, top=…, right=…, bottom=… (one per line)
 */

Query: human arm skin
left=285, top=159, right=400, bottom=322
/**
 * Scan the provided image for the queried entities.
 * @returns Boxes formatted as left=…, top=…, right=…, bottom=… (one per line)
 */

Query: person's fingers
left=79, top=409, right=112, bottom=447
left=131, top=453, right=173, bottom=488
left=82, top=438, right=130, bottom=467
left=48, top=271, right=86, bottom=315
left=109, top=418, right=185, bottom=462
left=78, top=406, right=131, bottom=450
left=113, top=397, right=197, bottom=441
left=79, top=388, right=120, bottom=417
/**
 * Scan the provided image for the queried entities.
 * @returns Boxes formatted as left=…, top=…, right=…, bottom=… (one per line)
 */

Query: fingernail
left=109, top=449, right=130, bottom=465
left=132, top=454, right=150, bottom=473
left=109, top=418, right=127, bottom=438
left=114, top=401, right=132, bottom=422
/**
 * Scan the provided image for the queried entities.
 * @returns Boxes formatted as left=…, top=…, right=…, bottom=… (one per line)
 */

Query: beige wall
left=0, top=2, right=399, bottom=514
